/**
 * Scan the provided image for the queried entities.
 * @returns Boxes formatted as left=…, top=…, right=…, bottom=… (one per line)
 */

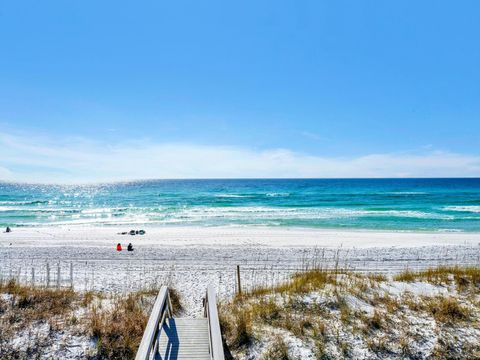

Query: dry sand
left=1, top=226, right=479, bottom=315
left=1, top=225, right=479, bottom=248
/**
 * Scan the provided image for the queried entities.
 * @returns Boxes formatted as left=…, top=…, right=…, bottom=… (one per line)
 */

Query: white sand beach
left=2, top=225, right=479, bottom=248
left=1, top=226, right=479, bottom=315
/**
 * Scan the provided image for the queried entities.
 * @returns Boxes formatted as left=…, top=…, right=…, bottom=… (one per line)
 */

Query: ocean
left=0, top=179, right=479, bottom=231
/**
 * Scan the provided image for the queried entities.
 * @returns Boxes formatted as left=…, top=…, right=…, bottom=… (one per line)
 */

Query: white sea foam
left=81, top=208, right=114, bottom=214
left=437, top=229, right=464, bottom=232
left=1, top=204, right=458, bottom=226
left=0, top=207, right=77, bottom=213
left=0, top=201, right=47, bottom=205
left=168, top=207, right=453, bottom=221
left=443, top=206, right=480, bottom=213
left=265, top=192, right=290, bottom=197
left=21, top=214, right=154, bottom=227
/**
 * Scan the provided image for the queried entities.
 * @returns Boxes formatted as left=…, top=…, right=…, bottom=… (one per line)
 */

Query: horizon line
left=1, top=176, right=480, bottom=187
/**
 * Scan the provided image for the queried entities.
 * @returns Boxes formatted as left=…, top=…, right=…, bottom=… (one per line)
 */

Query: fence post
left=46, top=263, right=50, bottom=287
left=236, top=265, right=242, bottom=296
left=56, top=263, right=61, bottom=288
left=70, top=262, right=73, bottom=288
left=31, top=267, right=35, bottom=286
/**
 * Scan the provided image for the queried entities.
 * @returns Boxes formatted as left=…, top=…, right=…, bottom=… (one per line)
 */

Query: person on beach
left=6, top=226, right=11, bottom=233
left=127, top=243, right=134, bottom=251
left=116, top=243, right=122, bottom=251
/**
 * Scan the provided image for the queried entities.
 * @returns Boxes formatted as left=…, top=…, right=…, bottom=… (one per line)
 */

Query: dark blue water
left=1, top=179, right=479, bottom=231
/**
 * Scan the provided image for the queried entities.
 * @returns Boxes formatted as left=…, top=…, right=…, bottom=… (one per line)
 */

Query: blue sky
left=0, top=1, right=479, bottom=182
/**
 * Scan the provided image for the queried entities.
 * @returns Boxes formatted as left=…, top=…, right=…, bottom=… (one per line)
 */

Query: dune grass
left=88, top=287, right=182, bottom=359
left=394, top=266, right=480, bottom=291
left=220, top=265, right=480, bottom=359
left=260, top=336, right=290, bottom=360
left=88, top=292, right=151, bottom=359
left=0, top=279, right=78, bottom=321
left=0, top=280, right=181, bottom=360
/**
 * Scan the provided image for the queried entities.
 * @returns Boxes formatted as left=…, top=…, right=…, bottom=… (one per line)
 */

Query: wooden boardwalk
left=135, top=285, right=225, bottom=360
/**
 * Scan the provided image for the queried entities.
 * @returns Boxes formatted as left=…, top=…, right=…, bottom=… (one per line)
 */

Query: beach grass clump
left=393, top=268, right=417, bottom=282
left=402, top=293, right=426, bottom=312
left=366, top=336, right=389, bottom=354
left=81, top=290, right=96, bottom=307
left=399, top=335, right=414, bottom=358
left=88, top=292, right=151, bottom=359
left=168, top=288, right=183, bottom=315
left=260, top=336, right=290, bottom=360
left=362, top=310, right=384, bottom=333
left=338, top=297, right=352, bottom=325
left=278, top=313, right=310, bottom=338
left=251, top=297, right=282, bottom=324
left=366, top=273, right=388, bottom=283
left=425, top=296, right=471, bottom=324
left=432, top=335, right=480, bottom=360
left=370, top=291, right=400, bottom=314
left=220, top=305, right=254, bottom=349
left=394, top=266, right=480, bottom=292
left=288, top=268, right=334, bottom=293
left=0, top=279, right=78, bottom=322
left=247, top=268, right=339, bottom=298
left=87, top=287, right=182, bottom=359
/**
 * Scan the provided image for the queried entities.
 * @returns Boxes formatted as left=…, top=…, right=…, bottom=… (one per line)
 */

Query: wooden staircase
left=135, top=286, right=225, bottom=360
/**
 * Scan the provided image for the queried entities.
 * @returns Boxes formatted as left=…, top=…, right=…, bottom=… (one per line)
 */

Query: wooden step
left=156, top=318, right=211, bottom=360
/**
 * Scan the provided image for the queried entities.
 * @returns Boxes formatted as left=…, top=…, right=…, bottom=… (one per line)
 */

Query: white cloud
left=0, top=132, right=479, bottom=183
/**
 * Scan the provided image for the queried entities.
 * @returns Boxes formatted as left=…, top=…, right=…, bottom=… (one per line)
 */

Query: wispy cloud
left=0, top=132, right=479, bottom=183
left=300, top=131, right=325, bottom=141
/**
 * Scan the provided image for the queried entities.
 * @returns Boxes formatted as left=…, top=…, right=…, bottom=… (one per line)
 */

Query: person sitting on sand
left=127, top=243, right=134, bottom=252
left=116, top=243, right=122, bottom=251
left=6, top=226, right=11, bottom=233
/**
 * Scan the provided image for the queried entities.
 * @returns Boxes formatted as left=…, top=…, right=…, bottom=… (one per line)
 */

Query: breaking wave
left=443, top=206, right=480, bottom=213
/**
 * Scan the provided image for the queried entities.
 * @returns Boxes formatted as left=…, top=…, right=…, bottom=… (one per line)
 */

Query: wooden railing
left=135, top=286, right=173, bottom=360
left=204, top=284, right=225, bottom=360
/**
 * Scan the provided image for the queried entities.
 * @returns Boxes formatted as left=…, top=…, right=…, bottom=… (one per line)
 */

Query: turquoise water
left=1, top=179, right=480, bottom=231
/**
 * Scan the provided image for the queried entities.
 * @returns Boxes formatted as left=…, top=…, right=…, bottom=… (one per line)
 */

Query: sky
left=0, top=0, right=479, bottom=183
